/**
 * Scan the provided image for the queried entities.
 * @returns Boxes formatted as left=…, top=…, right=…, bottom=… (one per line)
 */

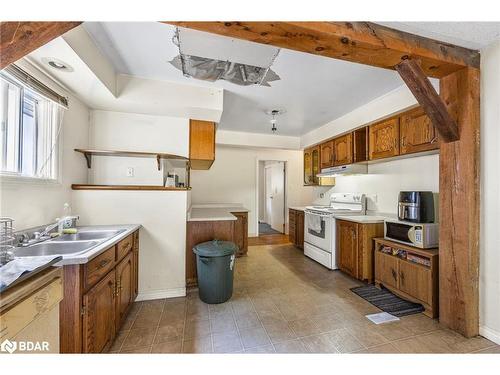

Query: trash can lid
left=193, top=240, right=238, bottom=257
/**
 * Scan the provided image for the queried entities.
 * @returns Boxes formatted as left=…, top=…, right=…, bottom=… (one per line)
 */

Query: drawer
left=116, top=234, right=134, bottom=261
left=84, top=246, right=115, bottom=289
left=0, top=277, right=63, bottom=341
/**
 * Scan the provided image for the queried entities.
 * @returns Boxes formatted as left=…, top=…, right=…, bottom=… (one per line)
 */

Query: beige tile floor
left=110, top=243, right=499, bottom=354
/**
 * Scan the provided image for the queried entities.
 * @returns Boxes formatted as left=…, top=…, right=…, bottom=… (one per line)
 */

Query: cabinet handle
left=401, top=136, right=406, bottom=147
left=430, top=135, right=438, bottom=144
left=400, top=271, right=405, bottom=285
left=391, top=269, right=397, bottom=281
left=98, top=259, right=110, bottom=269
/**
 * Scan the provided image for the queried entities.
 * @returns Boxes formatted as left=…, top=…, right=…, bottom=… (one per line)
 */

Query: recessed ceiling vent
left=169, top=28, right=281, bottom=87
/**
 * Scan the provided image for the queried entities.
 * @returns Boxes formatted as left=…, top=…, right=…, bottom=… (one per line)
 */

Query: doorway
left=257, top=160, right=286, bottom=236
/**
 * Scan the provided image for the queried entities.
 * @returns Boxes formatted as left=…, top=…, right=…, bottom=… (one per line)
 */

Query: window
left=0, top=67, right=65, bottom=181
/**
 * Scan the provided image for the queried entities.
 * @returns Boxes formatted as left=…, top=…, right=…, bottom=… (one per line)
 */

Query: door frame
left=255, top=157, right=287, bottom=237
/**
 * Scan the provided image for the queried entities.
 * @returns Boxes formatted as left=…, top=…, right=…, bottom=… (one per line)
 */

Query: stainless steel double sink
left=14, top=229, right=126, bottom=257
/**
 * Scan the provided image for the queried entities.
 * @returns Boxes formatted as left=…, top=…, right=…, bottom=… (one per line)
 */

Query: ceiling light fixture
left=42, top=57, right=74, bottom=72
left=266, top=109, right=285, bottom=134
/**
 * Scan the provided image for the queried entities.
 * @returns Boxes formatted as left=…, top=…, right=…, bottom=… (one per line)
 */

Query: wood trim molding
left=165, top=21, right=480, bottom=78
left=395, top=59, right=459, bottom=142
left=0, top=22, right=81, bottom=69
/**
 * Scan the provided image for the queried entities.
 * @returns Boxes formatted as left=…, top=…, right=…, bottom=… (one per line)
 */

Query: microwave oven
left=384, top=220, right=439, bottom=249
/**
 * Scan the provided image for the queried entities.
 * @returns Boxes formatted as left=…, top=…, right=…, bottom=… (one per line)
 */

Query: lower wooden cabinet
left=115, top=252, right=134, bottom=332
left=60, top=229, right=140, bottom=353
left=336, top=219, right=384, bottom=283
left=232, top=211, right=248, bottom=256
left=186, top=212, right=249, bottom=287
left=374, top=238, right=439, bottom=318
left=288, top=208, right=304, bottom=249
left=82, top=271, right=116, bottom=353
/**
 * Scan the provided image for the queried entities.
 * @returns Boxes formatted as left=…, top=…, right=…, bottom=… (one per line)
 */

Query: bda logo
left=1, top=339, right=17, bottom=354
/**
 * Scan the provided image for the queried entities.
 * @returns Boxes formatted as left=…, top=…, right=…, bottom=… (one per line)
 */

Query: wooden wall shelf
left=71, top=184, right=191, bottom=191
left=74, top=149, right=189, bottom=170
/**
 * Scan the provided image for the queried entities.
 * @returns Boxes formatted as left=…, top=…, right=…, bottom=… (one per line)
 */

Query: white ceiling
left=377, top=22, right=500, bottom=50
left=74, top=22, right=500, bottom=137
left=82, top=22, right=406, bottom=137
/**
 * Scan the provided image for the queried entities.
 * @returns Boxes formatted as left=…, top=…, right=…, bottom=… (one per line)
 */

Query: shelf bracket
left=83, top=152, right=92, bottom=168
left=156, top=155, right=161, bottom=171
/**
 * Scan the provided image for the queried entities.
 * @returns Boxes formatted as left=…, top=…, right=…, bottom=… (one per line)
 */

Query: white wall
left=72, top=190, right=187, bottom=299
left=89, top=110, right=189, bottom=185
left=217, top=129, right=301, bottom=150
left=190, top=145, right=314, bottom=236
left=312, top=154, right=440, bottom=215
left=0, top=60, right=90, bottom=230
left=479, top=39, right=500, bottom=344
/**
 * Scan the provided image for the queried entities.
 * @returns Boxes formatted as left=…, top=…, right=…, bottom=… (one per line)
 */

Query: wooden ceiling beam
left=395, top=58, right=459, bottom=142
left=164, top=21, right=480, bottom=78
left=0, top=22, right=81, bottom=69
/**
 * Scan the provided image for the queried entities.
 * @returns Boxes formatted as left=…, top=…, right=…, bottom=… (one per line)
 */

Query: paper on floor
left=365, top=312, right=400, bottom=324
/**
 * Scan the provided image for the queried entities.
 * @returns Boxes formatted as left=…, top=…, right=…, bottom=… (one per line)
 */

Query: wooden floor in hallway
left=109, top=243, right=499, bottom=354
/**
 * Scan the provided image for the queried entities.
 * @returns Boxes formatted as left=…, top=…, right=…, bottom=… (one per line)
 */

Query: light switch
left=126, top=167, right=134, bottom=177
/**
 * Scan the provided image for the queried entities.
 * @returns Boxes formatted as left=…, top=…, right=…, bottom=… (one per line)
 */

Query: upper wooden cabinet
left=304, top=145, right=320, bottom=186
left=189, top=119, right=216, bottom=170
left=320, top=140, right=334, bottom=169
left=369, top=118, right=400, bottom=160
left=400, top=107, right=440, bottom=155
left=333, top=133, right=353, bottom=166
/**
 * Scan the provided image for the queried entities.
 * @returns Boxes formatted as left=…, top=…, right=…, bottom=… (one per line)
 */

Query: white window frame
left=0, top=73, right=64, bottom=186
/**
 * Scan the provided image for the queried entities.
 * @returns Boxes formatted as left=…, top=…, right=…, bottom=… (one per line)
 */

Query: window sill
left=0, top=174, right=62, bottom=187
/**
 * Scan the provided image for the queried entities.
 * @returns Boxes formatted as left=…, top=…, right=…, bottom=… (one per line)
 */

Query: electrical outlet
left=126, top=167, right=134, bottom=177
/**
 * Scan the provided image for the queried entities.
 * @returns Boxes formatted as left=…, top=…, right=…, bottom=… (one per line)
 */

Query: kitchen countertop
left=188, top=204, right=250, bottom=222
left=289, top=206, right=307, bottom=211
left=14, top=224, right=141, bottom=266
left=336, top=215, right=390, bottom=224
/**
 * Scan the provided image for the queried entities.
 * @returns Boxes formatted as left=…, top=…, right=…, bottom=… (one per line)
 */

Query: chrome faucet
left=18, top=218, right=65, bottom=247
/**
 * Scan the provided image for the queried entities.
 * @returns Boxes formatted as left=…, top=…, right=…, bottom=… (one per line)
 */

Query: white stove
left=304, top=193, right=366, bottom=269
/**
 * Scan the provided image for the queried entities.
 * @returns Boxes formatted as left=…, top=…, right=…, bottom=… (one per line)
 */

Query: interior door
left=265, top=166, right=273, bottom=224
left=270, top=162, right=285, bottom=233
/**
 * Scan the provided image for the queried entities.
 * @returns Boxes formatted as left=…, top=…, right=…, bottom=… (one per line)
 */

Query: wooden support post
left=396, top=59, right=459, bottom=142
left=439, top=67, right=480, bottom=337
left=0, top=22, right=81, bottom=69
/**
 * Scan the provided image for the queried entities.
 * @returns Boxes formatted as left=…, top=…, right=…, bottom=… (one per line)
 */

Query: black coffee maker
left=398, top=191, right=435, bottom=223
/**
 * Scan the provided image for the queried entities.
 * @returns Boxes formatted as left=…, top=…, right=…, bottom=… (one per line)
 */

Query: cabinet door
left=311, top=146, right=320, bottom=185
left=337, top=220, right=358, bottom=278
left=303, top=148, right=313, bottom=185
left=374, top=251, right=399, bottom=289
left=189, top=119, right=216, bottom=170
left=369, top=118, right=400, bottom=160
left=115, top=252, right=134, bottom=332
left=82, top=271, right=116, bottom=353
left=232, top=212, right=248, bottom=256
left=399, top=260, right=431, bottom=305
left=288, top=209, right=296, bottom=245
left=296, top=211, right=304, bottom=249
left=333, top=133, right=353, bottom=166
left=400, top=108, right=439, bottom=155
left=320, top=141, right=334, bottom=169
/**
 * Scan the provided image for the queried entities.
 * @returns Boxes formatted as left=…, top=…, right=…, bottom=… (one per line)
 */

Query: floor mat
left=259, top=222, right=281, bottom=235
left=350, top=284, right=424, bottom=317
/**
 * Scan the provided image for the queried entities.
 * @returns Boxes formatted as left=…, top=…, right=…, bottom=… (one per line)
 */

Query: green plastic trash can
left=193, top=240, right=238, bottom=304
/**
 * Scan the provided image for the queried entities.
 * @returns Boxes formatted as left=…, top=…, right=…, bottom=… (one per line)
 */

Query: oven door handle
left=407, top=227, right=416, bottom=244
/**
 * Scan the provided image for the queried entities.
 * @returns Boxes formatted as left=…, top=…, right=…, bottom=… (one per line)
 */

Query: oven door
left=304, top=211, right=332, bottom=251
